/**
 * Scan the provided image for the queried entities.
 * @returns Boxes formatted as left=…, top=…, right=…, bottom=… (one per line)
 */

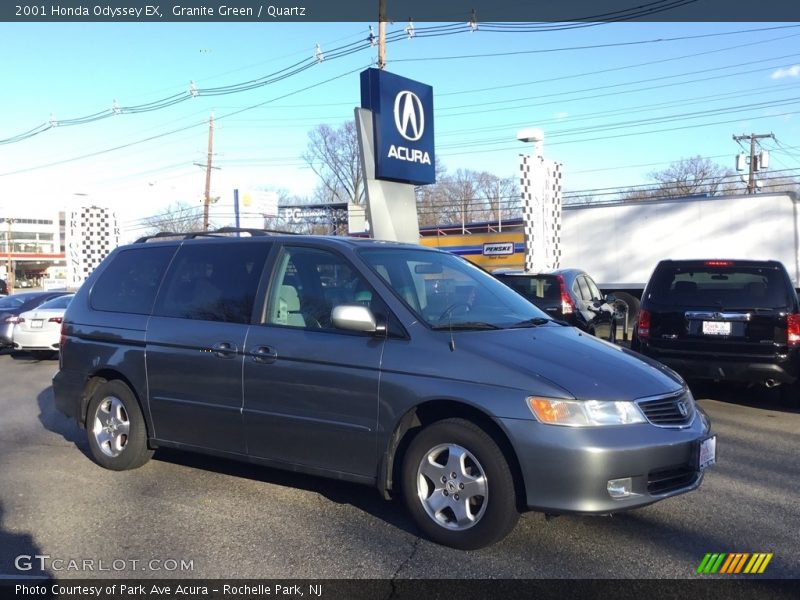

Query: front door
left=242, top=245, right=383, bottom=477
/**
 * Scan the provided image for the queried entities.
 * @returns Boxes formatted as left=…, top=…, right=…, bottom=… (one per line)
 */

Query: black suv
left=632, top=259, right=800, bottom=403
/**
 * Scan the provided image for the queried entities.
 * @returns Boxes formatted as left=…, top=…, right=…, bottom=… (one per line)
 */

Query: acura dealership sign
left=360, top=68, right=435, bottom=185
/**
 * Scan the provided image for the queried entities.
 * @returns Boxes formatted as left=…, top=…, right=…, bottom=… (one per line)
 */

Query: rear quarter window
left=90, top=246, right=176, bottom=315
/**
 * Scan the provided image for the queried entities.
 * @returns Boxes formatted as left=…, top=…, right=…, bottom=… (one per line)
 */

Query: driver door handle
left=249, top=345, right=278, bottom=364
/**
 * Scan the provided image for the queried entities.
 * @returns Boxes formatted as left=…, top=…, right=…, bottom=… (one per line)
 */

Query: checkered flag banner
left=66, top=206, right=120, bottom=287
left=519, top=155, right=562, bottom=272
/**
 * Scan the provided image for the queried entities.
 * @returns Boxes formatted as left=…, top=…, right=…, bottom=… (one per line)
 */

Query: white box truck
left=560, top=192, right=800, bottom=299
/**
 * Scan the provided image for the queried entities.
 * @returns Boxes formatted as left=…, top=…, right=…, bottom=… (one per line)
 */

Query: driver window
left=576, top=277, right=593, bottom=302
left=586, top=277, right=603, bottom=301
left=264, top=246, right=375, bottom=330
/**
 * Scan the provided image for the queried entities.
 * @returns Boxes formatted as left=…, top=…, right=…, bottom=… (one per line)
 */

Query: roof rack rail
left=133, top=227, right=297, bottom=244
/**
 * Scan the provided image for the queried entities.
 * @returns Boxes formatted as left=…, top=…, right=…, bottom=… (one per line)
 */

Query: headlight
left=527, top=397, right=646, bottom=427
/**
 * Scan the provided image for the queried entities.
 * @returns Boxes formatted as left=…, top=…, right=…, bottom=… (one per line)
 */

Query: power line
left=0, top=65, right=368, bottom=177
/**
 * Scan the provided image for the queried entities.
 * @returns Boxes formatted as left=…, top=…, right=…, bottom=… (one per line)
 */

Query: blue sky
left=1, top=21, right=799, bottom=240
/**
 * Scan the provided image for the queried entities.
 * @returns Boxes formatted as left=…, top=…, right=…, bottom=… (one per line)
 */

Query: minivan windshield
left=359, top=248, right=552, bottom=329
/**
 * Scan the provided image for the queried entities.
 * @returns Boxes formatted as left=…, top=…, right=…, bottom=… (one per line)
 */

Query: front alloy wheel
left=416, top=443, right=488, bottom=530
left=402, top=418, right=519, bottom=550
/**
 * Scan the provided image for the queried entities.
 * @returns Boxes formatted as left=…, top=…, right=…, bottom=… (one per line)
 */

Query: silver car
left=12, top=293, right=74, bottom=358
left=0, top=291, right=72, bottom=349
left=53, top=233, right=715, bottom=550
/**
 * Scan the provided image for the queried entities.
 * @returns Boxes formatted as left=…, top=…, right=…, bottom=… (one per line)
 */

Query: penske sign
left=360, top=68, right=435, bottom=185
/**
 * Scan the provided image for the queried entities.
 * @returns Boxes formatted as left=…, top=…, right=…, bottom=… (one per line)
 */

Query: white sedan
left=12, top=294, right=74, bottom=358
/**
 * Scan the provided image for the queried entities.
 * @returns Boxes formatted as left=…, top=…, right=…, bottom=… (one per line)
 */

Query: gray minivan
left=53, top=231, right=715, bottom=549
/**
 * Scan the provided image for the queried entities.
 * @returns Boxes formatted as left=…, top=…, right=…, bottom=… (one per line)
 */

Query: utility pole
left=378, top=0, right=386, bottom=69
left=203, top=114, right=215, bottom=230
left=733, top=132, right=774, bottom=194
left=4, top=218, right=14, bottom=293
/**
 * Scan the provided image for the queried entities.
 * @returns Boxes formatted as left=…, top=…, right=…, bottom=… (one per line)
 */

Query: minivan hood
left=452, top=324, right=684, bottom=401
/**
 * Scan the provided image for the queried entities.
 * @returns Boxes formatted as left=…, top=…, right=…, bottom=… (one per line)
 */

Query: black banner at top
left=1, top=0, right=798, bottom=23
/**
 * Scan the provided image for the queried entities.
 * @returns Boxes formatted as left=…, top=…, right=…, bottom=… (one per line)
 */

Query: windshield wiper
left=509, top=317, right=556, bottom=328
left=431, top=321, right=501, bottom=331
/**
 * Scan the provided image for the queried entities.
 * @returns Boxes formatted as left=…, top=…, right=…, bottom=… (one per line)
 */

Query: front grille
left=637, top=390, right=695, bottom=427
left=648, top=465, right=698, bottom=495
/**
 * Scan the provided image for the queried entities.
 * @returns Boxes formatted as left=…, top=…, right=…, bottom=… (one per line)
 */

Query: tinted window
left=496, top=275, right=559, bottom=303
left=38, top=295, right=73, bottom=310
left=91, top=247, right=176, bottom=315
left=647, top=264, right=791, bottom=309
left=585, top=277, right=603, bottom=301
left=0, top=295, right=26, bottom=310
left=154, top=241, right=270, bottom=323
left=576, top=276, right=592, bottom=301
left=264, top=246, right=375, bottom=330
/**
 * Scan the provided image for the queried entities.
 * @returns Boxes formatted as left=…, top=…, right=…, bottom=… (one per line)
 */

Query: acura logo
left=393, top=90, right=425, bottom=141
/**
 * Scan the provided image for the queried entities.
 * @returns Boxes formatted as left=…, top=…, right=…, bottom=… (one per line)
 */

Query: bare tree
left=758, top=174, right=800, bottom=195
left=616, top=156, right=742, bottom=201
left=416, top=166, right=518, bottom=227
left=649, top=156, right=739, bottom=198
left=140, top=201, right=207, bottom=235
left=303, top=121, right=364, bottom=205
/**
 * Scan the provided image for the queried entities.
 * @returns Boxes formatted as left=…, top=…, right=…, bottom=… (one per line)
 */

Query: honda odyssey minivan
left=54, top=230, right=715, bottom=549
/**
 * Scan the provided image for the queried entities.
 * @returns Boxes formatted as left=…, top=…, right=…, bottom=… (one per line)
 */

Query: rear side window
left=91, top=247, right=176, bottom=315
left=154, top=241, right=271, bottom=323
left=646, top=264, right=792, bottom=309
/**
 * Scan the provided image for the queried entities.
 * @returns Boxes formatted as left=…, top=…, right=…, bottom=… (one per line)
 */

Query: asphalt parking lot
left=0, top=350, right=798, bottom=582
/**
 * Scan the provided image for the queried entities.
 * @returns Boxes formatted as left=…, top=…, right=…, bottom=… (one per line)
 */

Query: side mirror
left=332, top=303, right=386, bottom=335
left=605, top=293, right=617, bottom=304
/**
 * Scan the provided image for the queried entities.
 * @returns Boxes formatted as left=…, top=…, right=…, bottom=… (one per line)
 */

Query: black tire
left=86, top=380, right=153, bottom=471
left=30, top=350, right=57, bottom=360
left=401, top=418, right=519, bottom=550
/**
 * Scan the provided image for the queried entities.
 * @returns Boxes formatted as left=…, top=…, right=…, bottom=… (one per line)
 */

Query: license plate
left=698, top=435, right=717, bottom=470
left=702, top=321, right=731, bottom=336
left=30, top=320, right=44, bottom=329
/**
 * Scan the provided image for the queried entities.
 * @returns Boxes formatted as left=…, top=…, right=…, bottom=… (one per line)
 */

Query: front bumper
left=500, top=409, right=712, bottom=514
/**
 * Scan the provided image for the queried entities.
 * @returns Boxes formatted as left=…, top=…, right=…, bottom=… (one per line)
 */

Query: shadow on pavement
left=37, top=387, right=91, bottom=459
left=689, top=380, right=798, bottom=414
left=153, top=447, right=419, bottom=538
left=0, top=502, right=51, bottom=580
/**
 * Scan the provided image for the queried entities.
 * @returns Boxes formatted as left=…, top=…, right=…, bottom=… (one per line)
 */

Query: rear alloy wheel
left=402, top=418, right=519, bottom=550
left=86, top=380, right=153, bottom=471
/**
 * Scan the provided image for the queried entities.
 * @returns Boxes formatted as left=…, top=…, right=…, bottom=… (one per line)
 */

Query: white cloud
left=771, top=65, right=800, bottom=79
left=554, top=111, right=569, bottom=121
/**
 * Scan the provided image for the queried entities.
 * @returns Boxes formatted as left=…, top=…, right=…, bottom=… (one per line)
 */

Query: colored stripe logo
left=697, top=553, right=773, bottom=574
